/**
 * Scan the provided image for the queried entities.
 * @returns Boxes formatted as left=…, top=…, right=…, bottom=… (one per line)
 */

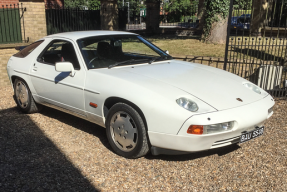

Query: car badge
left=236, top=98, right=243, bottom=102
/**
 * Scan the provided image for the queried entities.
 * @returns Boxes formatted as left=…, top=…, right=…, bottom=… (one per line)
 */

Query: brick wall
left=0, top=0, right=19, bottom=7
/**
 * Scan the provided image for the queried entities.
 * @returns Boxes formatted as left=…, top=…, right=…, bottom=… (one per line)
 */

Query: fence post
left=223, top=0, right=234, bottom=70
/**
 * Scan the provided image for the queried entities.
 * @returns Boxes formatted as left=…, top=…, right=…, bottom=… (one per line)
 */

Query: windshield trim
left=89, top=59, right=173, bottom=70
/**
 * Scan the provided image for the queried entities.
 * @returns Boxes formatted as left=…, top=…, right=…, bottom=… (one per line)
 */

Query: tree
left=197, top=0, right=205, bottom=30
left=200, top=0, right=252, bottom=44
left=64, top=0, right=101, bottom=10
left=162, top=0, right=197, bottom=22
left=118, top=0, right=146, bottom=20
left=201, top=0, right=229, bottom=44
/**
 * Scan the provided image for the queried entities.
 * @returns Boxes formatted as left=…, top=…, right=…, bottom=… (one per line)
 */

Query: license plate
left=240, top=127, right=264, bottom=143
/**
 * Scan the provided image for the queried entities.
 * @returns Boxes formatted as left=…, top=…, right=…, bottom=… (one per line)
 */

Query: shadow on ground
left=145, top=144, right=241, bottom=161
left=0, top=107, right=100, bottom=191
left=231, top=47, right=285, bottom=64
left=40, top=107, right=112, bottom=151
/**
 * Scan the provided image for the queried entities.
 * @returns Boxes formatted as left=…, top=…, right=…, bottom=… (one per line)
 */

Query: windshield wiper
left=149, top=56, right=163, bottom=64
left=108, top=58, right=149, bottom=69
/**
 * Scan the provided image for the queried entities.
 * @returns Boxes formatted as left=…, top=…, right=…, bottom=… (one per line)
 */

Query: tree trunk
left=203, top=15, right=228, bottom=44
left=100, top=0, right=118, bottom=30
left=197, top=0, right=205, bottom=31
left=146, top=0, right=160, bottom=34
left=251, top=0, right=270, bottom=36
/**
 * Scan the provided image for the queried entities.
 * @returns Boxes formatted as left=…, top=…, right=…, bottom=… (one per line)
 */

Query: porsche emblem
left=236, top=98, right=243, bottom=102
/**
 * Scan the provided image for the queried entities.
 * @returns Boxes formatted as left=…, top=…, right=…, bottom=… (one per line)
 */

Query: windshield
left=77, top=35, right=172, bottom=69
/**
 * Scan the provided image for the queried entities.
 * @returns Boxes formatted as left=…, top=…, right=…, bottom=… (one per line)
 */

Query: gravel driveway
left=1, top=86, right=286, bottom=191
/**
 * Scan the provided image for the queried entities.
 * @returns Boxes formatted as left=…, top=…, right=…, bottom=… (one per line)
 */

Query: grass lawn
left=147, top=36, right=226, bottom=58
left=148, top=36, right=286, bottom=63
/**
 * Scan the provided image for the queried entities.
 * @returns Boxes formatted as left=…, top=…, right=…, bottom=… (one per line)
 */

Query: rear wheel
left=106, top=103, right=149, bottom=158
left=14, top=78, right=42, bottom=114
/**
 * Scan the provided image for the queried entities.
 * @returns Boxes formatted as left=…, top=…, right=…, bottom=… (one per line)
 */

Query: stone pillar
left=100, top=0, right=118, bottom=31
left=20, top=0, right=47, bottom=42
left=145, top=0, right=160, bottom=34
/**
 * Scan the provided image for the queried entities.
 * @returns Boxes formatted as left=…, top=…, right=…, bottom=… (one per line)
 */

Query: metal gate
left=224, top=0, right=287, bottom=98
left=45, top=4, right=101, bottom=35
left=0, top=4, right=25, bottom=44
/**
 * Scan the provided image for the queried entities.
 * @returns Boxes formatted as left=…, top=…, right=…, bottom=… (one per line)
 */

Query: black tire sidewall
left=106, top=103, right=147, bottom=158
left=14, top=79, right=32, bottom=113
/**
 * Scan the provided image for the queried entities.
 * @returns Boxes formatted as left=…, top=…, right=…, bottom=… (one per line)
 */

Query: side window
left=14, top=40, right=44, bottom=58
left=78, top=38, right=115, bottom=69
left=37, top=40, right=80, bottom=70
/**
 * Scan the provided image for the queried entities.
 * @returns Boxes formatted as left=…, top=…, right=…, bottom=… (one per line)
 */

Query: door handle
left=32, top=63, right=37, bottom=71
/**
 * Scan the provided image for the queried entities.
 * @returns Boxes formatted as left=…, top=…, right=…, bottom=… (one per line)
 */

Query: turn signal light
left=89, top=102, right=98, bottom=108
left=187, top=125, right=203, bottom=135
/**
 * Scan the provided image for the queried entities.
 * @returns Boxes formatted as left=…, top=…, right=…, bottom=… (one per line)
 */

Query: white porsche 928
left=7, top=31, right=274, bottom=158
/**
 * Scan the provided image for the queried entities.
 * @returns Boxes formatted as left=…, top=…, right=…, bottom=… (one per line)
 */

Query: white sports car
left=7, top=31, right=274, bottom=158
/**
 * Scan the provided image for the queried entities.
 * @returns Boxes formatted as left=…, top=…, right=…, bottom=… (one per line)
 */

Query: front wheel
left=106, top=103, right=149, bottom=158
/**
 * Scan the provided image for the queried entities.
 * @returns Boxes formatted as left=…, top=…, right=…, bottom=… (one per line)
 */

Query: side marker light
left=89, top=102, right=98, bottom=108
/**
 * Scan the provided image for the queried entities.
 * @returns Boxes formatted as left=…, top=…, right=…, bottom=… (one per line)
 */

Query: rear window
left=14, top=40, right=44, bottom=58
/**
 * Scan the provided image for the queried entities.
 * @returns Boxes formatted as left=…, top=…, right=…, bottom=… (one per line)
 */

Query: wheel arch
left=11, top=75, right=29, bottom=88
left=103, top=97, right=148, bottom=131
left=11, top=75, right=20, bottom=85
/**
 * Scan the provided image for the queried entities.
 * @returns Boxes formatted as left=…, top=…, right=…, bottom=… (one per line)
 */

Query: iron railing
left=0, top=3, right=27, bottom=44
left=45, top=4, right=101, bottom=35
left=224, top=0, right=287, bottom=98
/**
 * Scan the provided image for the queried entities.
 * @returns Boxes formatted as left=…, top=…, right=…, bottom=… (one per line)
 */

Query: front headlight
left=243, top=82, right=261, bottom=94
left=203, top=121, right=234, bottom=134
left=176, top=97, right=198, bottom=112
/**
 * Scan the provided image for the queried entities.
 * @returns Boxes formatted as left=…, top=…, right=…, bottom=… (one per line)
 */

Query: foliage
left=118, top=0, right=146, bottom=17
left=233, top=0, right=252, bottom=9
left=64, top=0, right=101, bottom=10
left=162, top=0, right=198, bottom=22
left=88, top=0, right=101, bottom=10
left=202, top=0, right=230, bottom=42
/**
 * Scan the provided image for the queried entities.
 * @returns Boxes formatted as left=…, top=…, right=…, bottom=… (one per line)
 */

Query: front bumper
left=148, top=95, right=274, bottom=152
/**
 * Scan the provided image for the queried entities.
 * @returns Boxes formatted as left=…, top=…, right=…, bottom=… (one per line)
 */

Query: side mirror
left=55, top=62, right=75, bottom=77
left=165, top=50, right=169, bottom=55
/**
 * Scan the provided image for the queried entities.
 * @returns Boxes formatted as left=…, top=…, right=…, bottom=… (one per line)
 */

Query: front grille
left=211, top=136, right=240, bottom=149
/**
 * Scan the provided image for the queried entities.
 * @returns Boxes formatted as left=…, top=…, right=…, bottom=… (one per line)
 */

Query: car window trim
left=14, top=40, right=45, bottom=58
left=37, top=39, right=81, bottom=70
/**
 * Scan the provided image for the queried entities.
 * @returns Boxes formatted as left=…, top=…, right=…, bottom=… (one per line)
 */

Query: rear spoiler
left=15, top=46, right=27, bottom=51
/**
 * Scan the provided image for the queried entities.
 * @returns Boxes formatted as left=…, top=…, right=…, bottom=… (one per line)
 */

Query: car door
left=30, top=38, right=86, bottom=118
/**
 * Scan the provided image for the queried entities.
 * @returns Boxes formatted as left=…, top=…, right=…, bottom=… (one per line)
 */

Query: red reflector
left=89, top=102, right=98, bottom=108
left=187, top=125, right=203, bottom=135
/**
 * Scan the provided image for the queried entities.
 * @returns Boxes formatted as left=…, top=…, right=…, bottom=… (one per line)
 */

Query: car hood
left=120, top=60, right=265, bottom=111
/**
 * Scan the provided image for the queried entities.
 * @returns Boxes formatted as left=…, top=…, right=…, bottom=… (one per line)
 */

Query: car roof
left=45, top=30, right=138, bottom=41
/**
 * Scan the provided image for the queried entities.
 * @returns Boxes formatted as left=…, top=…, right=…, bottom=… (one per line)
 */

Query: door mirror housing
left=55, top=62, right=75, bottom=77
left=165, top=50, right=169, bottom=55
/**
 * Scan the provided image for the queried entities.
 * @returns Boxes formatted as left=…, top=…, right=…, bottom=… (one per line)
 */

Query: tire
left=106, top=103, right=150, bottom=158
left=14, top=78, right=42, bottom=114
